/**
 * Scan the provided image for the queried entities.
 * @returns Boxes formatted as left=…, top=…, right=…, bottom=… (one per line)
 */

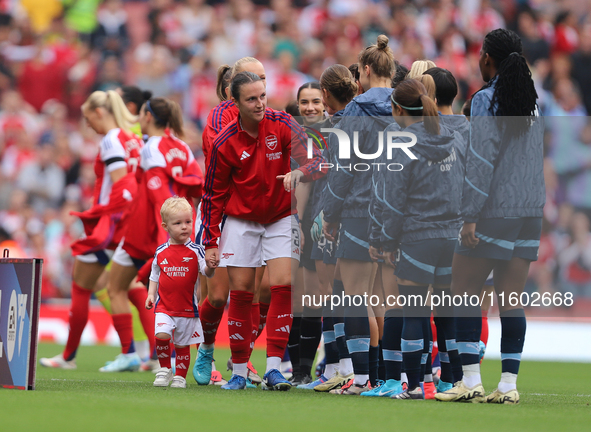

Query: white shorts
left=154, top=313, right=204, bottom=346
left=76, top=249, right=113, bottom=265
left=218, top=215, right=300, bottom=268
left=111, top=239, right=146, bottom=269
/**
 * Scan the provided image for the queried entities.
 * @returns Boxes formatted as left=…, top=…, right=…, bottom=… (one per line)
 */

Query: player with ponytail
left=436, top=28, right=544, bottom=405
left=320, top=35, right=398, bottom=395
left=40, top=91, right=144, bottom=370
left=371, top=78, right=465, bottom=400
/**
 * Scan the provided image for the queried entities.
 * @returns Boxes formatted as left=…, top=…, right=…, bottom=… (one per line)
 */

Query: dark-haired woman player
left=371, top=77, right=465, bottom=400
left=436, top=28, right=543, bottom=404
left=201, top=71, right=326, bottom=390
left=297, top=65, right=359, bottom=390
left=289, top=81, right=326, bottom=386
left=194, top=57, right=268, bottom=386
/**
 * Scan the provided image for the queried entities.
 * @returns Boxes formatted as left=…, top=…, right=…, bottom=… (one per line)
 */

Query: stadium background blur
left=0, top=0, right=590, bottom=307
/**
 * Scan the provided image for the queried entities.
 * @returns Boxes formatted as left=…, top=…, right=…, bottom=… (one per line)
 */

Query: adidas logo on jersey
left=240, top=151, right=251, bottom=161
left=275, top=325, right=290, bottom=333
left=160, top=258, right=169, bottom=265
left=229, top=333, right=245, bottom=340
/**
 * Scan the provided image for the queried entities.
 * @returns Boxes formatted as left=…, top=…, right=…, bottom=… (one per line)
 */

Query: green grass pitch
left=1, top=343, right=589, bottom=432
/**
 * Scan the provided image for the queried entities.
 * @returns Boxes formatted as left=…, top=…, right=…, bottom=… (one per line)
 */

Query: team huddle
left=40, top=27, right=544, bottom=404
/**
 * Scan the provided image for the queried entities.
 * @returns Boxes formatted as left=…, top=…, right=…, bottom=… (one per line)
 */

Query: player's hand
left=460, top=223, right=479, bottom=248
left=384, top=251, right=396, bottom=268
left=206, top=248, right=219, bottom=268
left=323, top=220, right=338, bottom=243
left=369, top=246, right=383, bottom=262
left=145, top=295, right=155, bottom=309
left=277, top=169, right=304, bottom=192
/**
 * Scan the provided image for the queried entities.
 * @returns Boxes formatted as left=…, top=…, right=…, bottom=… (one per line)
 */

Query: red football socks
left=156, top=337, right=172, bottom=369
left=112, top=313, right=135, bottom=354
left=63, top=282, right=93, bottom=361
left=227, top=291, right=253, bottom=364
left=175, top=346, right=191, bottom=378
left=266, top=285, right=292, bottom=358
left=200, top=297, right=225, bottom=345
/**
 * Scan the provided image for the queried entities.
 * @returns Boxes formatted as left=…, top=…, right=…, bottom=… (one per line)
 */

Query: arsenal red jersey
left=122, top=134, right=203, bottom=260
left=92, top=128, right=143, bottom=206
left=71, top=128, right=143, bottom=256
left=149, top=240, right=208, bottom=318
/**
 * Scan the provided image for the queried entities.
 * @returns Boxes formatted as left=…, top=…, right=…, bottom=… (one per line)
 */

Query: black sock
left=299, top=307, right=322, bottom=376
left=332, top=279, right=350, bottom=360
left=383, top=308, right=403, bottom=381
left=399, top=284, right=430, bottom=390
left=500, top=309, right=526, bottom=375
left=287, top=316, right=302, bottom=374
left=378, top=340, right=386, bottom=381
left=322, top=305, right=339, bottom=366
left=369, top=345, right=380, bottom=386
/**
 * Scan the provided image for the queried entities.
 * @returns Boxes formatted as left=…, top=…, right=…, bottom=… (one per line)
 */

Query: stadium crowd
left=0, top=2, right=588, bottom=324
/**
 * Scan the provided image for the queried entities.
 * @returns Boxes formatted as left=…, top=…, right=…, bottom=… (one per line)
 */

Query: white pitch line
left=527, top=393, right=591, bottom=397
left=43, top=378, right=149, bottom=384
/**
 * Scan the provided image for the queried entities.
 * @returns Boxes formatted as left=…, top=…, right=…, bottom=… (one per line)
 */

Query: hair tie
left=146, top=100, right=162, bottom=123
left=390, top=93, right=423, bottom=110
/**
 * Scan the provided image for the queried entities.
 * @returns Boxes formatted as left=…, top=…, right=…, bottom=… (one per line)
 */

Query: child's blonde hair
left=160, top=196, right=193, bottom=223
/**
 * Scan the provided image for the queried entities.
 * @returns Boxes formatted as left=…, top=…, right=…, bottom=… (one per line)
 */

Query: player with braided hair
left=436, top=28, right=544, bottom=405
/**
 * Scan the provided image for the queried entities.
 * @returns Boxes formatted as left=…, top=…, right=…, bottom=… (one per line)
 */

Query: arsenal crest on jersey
left=266, top=134, right=278, bottom=151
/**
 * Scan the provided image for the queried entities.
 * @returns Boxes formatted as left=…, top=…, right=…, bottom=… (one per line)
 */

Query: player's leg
left=153, top=313, right=174, bottom=387
left=435, top=253, right=494, bottom=402
left=295, top=266, right=322, bottom=386
left=486, top=256, right=531, bottom=404
left=261, top=255, right=295, bottom=390
left=99, top=244, right=142, bottom=372
left=194, top=267, right=229, bottom=385
left=299, top=258, right=337, bottom=389
left=287, top=266, right=304, bottom=381
left=363, top=263, right=404, bottom=397
left=219, top=266, right=256, bottom=390
left=331, top=258, right=375, bottom=395
left=315, top=261, right=354, bottom=392
left=40, top=256, right=106, bottom=368
left=368, top=266, right=383, bottom=389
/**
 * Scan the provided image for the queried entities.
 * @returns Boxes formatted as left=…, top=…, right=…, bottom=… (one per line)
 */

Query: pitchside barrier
left=0, top=250, right=43, bottom=390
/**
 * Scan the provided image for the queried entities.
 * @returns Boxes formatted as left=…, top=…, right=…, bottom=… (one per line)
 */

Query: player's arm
left=146, top=280, right=158, bottom=309
left=201, top=139, right=232, bottom=250
left=146, top=255, right=160, bottom=309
